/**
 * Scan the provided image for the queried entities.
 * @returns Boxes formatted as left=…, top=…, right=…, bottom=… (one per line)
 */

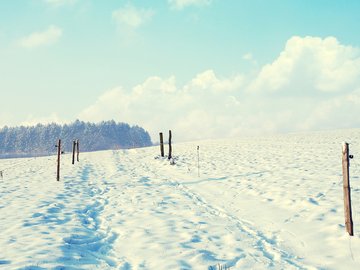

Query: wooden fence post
left=342, top=142, right=354, bottom=236
left=159, top=132, right=164, bottom=157
left=168, top=130, right=172, bottom=160
left=76, top=139, right=79, bottom=162
left=72, top=140, right=76, bottom=165
left=57, top=139, right=61, bottom=181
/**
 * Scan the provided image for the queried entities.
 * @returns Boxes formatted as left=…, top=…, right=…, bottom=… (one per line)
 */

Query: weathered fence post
left=342, top=142, right=354, bottom=236
left=72, top=140, right=76, bottom=165
left=168, top=130, right=172, bottom=160
left=159, top=132, right=164, bottom=157
left=56, top=139, right=61, bottom=181
left=76, top=139, right=80, bottom=162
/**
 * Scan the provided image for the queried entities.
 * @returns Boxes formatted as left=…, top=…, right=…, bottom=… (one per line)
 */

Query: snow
left=1, top=129, right=360, bottom=269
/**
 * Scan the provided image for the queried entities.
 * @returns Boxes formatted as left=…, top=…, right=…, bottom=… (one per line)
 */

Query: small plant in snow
left=169, top=158, right=176, bottom=165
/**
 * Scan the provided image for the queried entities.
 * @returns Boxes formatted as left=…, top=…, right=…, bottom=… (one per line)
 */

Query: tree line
left=0, top=120, right=152, bottom=158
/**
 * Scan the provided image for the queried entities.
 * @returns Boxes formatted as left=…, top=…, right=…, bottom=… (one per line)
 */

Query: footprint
left=308, top=198, right=319, bottom=205
left=0, top=260, right=11, bottom=265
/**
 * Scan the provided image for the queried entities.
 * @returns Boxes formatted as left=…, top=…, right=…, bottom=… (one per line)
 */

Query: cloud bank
left=78, top=71, right=244, bottom=141
left=78, top=36, right=360, bottom=142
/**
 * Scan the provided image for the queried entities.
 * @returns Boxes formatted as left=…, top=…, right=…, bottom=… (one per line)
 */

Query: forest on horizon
left=0, top=120, right=152, bottom=158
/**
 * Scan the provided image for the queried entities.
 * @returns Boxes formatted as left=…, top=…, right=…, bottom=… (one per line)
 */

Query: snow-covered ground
left=1, top=129, right=360, bottom=270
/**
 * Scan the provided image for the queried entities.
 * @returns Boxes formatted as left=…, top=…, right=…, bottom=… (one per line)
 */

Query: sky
left=1, top=0, right=360, bottom=142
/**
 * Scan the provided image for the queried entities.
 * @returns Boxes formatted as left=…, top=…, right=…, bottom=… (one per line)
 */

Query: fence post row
left=56, top=139, right=61, bottom=181
left=168, top=130, right=172, bottom=160
left=159, top=132, right=164, bottom=157
left=342, top=142, right=354, bottom=236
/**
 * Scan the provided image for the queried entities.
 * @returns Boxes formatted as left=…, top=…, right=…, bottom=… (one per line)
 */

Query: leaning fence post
left=168, top=130, right=172, bottom=160
left=72, top=140, right=76, bottom=165
left=342, top=142, right=354, bottom=236
left=159, top=132, right=164, bottom=157
left=56, top=139, right=61, bottom=181
left=76, top=139, right=80, bottom=162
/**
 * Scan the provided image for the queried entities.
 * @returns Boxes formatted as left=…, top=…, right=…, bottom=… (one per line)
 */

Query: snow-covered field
left=1, top=129, right=360, bottom=270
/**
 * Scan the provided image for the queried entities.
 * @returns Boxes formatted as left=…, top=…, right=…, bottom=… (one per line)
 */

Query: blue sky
left=1, top=0, right=360, bottom=141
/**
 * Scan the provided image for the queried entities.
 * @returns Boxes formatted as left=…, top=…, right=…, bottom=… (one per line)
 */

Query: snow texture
left=1, top=129, right=360, bottom=269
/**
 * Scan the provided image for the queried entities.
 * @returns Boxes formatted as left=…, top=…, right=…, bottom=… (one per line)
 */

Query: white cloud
left=112, top=5, right=154, bottom=29
left=78, top=36, right=360, bottom=142
left=298, top=89, right=360, bottom=131
left=184, top=70, right=243, bottom=93
left=19, top=25, right=62, bottom=49
left=248, top=36, right=360, bottom=94
left=78, top=71, right=243, bottom=141
left=168, top=0, right=212, bottom=10
left=242, top=53, right=253, bottom=61
left=43, top=0, right=76, bottom=7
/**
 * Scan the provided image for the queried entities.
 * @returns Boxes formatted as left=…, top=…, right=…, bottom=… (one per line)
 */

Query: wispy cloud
left=112, top=5, right=154, bottom=29
left=168, top=0, right=212, bottom=10
left=242, top=53, right=253, bottom=61
left=18, top=25, right=62, bottom=49
left=242, top=52, right=257, bottom=66
left=43, top=0, right=76, bottom=7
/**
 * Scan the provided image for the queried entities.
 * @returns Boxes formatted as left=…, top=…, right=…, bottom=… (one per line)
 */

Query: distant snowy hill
left=0, top=120, right=152, bottom=158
